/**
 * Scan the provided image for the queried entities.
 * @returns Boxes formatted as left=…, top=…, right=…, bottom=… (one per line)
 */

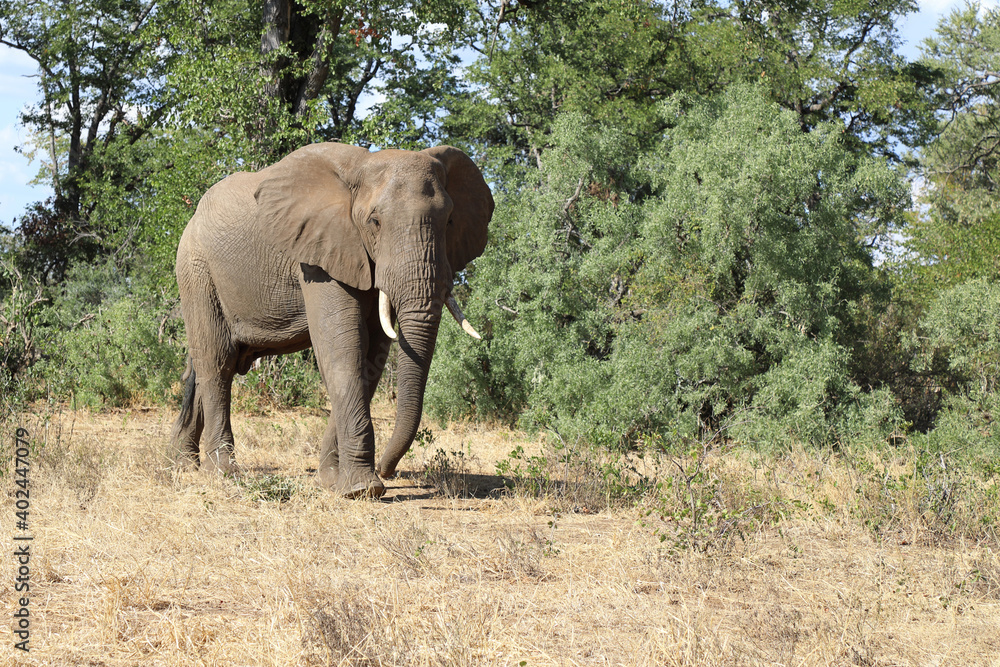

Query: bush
left=910, top=278, right=1000, bottom=459
left=1, top=259, right=47, bottom=411
left=428, top=85, right=909, bottom=451
left=32, top=262, right=185, bottom=408
left=232, top=351, right=327, bottom=412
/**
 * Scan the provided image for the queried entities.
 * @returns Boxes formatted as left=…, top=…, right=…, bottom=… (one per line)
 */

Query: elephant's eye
left=370, top=216, right=380, bottom=229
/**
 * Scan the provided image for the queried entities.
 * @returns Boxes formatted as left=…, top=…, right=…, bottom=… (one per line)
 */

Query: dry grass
left=2, top=401, right=999, bottom=666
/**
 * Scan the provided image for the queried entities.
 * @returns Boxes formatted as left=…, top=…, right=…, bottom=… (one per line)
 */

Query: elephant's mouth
left=377, top=289, right=480, bottom=340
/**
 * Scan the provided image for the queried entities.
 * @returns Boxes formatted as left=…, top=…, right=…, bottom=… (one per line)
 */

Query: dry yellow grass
left=2, top=401, right=999, bottom=666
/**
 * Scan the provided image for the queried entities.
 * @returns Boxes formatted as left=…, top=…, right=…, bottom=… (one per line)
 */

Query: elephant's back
left=207, top=173, right=307, bottom=342
left=178, top=169, right=307, bottom=345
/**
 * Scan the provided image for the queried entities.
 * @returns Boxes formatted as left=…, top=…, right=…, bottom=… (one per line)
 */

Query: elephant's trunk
left=376, top=298, right=442, bottom=478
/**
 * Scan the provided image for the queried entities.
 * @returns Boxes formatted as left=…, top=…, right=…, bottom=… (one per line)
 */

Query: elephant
left=168, top=143, right=493, bottom=498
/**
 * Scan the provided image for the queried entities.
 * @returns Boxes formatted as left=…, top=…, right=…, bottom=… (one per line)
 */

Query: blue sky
left=0, top=1, right=989, bottom=227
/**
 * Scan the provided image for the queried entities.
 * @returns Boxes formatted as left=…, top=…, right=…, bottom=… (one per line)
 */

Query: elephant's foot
left=314, top=464, right=339, bottom=491
left=173, top=453, right=200, bottom=471
left=202, top=445, right=237, bottom=475
left=169, top=441, right=201, bottom=471
left=320, top=467, right=385, bottom=499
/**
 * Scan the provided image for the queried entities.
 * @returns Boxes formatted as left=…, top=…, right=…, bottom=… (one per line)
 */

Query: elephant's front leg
left=315, top=316, right=393, bottom=491
left=302, top=273, right=385, bottom=499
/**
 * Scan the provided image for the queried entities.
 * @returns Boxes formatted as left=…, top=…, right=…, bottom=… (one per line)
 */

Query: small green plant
left=641, top=445, right=785, bottom=553
left=495, top=445, right=554, bottom=497
left=415, top=427, right=435, bottom=448
left=423, top=446, right=471, bottom=498
left=405, top=427, right=436, bottom=460
left=543, top=510, right=561, bottom=556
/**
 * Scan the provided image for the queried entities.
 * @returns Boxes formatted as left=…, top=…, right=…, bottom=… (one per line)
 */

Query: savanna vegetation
left=2, top=0, right=1000, bottom=662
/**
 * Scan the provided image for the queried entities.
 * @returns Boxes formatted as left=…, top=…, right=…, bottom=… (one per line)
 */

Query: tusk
left=378, top=290, right=397, bottom=340
left=446, top=294, right=482, bottom=340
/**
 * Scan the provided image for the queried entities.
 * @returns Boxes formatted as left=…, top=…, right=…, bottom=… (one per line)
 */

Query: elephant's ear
left=423, top=146, right=494, bottom=275
left=254, top=143, right=373, bottom=291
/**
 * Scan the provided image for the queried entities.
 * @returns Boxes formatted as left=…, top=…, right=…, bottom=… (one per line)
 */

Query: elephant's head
left=253, top=143, right=493, bottom=478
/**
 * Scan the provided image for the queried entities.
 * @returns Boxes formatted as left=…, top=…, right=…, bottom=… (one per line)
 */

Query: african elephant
left=169, top=143, right=493, bottom=498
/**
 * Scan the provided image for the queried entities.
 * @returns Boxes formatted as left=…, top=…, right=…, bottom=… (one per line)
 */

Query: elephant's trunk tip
left=376, top=457, right=398, bottom=480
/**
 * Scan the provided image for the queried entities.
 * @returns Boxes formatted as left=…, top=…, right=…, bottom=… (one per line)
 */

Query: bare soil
left=2, top=403, right=999, bottom=666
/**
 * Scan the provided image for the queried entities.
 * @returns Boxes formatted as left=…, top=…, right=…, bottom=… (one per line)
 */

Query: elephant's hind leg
left=195, top=361, right=238, bottom=474
left=178, top=269, right=239, bottom=474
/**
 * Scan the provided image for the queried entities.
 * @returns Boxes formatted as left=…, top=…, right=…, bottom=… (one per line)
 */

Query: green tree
left=904, top=2, right=1000, bottom=294
left=1, top=0, right=478, bottom=286
left=0, top=0, right=179, bottom=280
left=448, top=0, right=935, bottom=165
left=428, top=86, right=909, bottom=450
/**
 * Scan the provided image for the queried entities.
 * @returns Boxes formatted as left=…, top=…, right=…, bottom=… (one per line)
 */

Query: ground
left=2, top=402, right=999, bottom=666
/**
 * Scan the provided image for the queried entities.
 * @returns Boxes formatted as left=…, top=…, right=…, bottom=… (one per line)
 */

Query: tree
left=0, top=0, right=179, bottom=280
left=904, top=2, right=1000, bottom=294
left=1, top=0, right=480, bottom=286
left=448, top=0, right=936, bottom=168
left=718, top=0, right=936, bottom=159
left=428, top=86, right=909, bottom=450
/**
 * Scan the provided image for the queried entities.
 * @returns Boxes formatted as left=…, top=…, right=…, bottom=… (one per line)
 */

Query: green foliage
left=430, top=85, right=908, bottom=450
left=0, top=257, right=47, bottom=412
left=451, top=0, right=934, bottom=163
left=916, top=277, right=1000, bottom=395
left=32, top=263, right=185, bottom=408
left=903, top=4, right=1000, bottom=296
left=232, top=351, right=327, bottom=412
left=909, top=278, right=1000, bottom=457
left=40, top=297, right=183, bottom=408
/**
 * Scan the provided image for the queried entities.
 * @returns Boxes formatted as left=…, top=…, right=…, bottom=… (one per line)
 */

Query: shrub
left=36, top=294, right=185, bottom=408
left=911, top=278, right=1000, bottom=459
left=428, top=85, right=909, bottom=451
left=32, top=262, right=185, bottom=408
left=232, top=351, right=327, bottom=412
left=1, top=259, right=47, bottom=412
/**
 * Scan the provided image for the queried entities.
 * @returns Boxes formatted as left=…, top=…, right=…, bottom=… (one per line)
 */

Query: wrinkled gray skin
left=169, top=143, right=493, bottom=498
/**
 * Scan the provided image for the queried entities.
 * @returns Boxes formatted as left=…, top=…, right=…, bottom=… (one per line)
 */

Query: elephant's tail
left=178, top=356, right=197, bottom=424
